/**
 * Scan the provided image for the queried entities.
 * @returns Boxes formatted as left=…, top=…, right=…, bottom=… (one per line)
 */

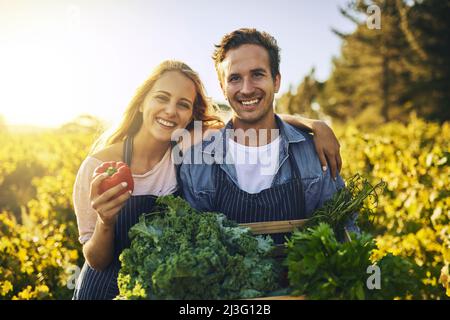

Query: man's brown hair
left=212, top=28, right=281, bottom=84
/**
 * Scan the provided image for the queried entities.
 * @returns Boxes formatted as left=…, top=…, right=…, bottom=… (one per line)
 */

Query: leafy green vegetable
left=117, top=195, right=281, bottom=300
left=285, top=222, right=422, bottom=299
left=369, top=253, right=423, bottom=300
left=306, top=174, right=386, bottom=240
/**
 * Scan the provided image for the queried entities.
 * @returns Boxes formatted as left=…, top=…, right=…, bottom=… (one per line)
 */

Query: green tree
left=276, top=68, right=323, bottom=120
left=394, top=0, right=450, bottom=121
left=320, top=0, right=413, bottom=124
left=317, top=0, right=449, bottom=124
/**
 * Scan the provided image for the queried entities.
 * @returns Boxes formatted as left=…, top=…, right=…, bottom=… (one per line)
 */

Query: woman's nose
left=163, top=101, right=177, bottom=117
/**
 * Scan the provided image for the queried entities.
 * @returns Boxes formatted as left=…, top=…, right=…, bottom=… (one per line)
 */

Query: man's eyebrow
left=155, top=90, right=193, bottom=105
left=251, top=68, right=267, bottom=73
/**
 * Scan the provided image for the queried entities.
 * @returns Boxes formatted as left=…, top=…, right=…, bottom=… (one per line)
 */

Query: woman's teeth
left=241, top=99, right=259, bottom=106
left=156, top=118, right=176, bottom=127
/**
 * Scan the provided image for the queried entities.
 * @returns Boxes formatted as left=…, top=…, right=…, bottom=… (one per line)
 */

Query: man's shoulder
left=180, top=138, right=217, bottom=173
left=280, top=122, right=322, bottom=178
left=179, top=141, right=217, bottom=194
left=277, top=118, right=312, bottom=142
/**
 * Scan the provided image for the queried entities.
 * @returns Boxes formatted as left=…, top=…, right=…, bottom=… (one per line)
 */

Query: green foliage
left=370, top=253, right=423, bottom=300
left=117, top=195, right=281, bottom=300
left=338, top=116, right=450, bottom=298
left=277, top=0, right=450, bottom=124
left=0, top=114, right=448, bottom=300
left=0, top=127, right=98, bottom=299
left=0, top=209, right=79, bottom=300
left=307, top=174, right=385, bottom=240
left=285, top=223, right=422, bottom=299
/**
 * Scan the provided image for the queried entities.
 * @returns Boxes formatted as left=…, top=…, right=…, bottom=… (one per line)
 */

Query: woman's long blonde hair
left=90, top=60, right=223, bottom=154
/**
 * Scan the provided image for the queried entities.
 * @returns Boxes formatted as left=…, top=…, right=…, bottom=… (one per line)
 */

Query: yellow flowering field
left=0, top=115, right=448, bottom=299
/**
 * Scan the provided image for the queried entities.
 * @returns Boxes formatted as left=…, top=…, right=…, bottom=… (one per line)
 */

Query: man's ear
left=219, top=78, right=228, bottom=100
left=218, top=62, right=229, bottom=100
left=274, top=73, right=281, bottom=93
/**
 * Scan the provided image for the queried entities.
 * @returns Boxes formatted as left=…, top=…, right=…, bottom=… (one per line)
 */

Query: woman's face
left=140, top=71, right=196, bottom=142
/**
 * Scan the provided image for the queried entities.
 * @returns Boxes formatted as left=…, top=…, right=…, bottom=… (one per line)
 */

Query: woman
left=72, top=60, right=341, bottom=299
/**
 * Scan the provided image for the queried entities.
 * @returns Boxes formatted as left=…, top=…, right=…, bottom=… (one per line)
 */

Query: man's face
left=219, top=44, right=280, bottom=125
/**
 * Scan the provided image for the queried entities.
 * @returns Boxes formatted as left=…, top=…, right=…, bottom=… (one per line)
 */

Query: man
left=180, top=28, right=355, bottom=243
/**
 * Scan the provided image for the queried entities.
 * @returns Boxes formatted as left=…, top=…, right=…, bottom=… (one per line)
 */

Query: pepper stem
left=106, top=167, right=118, bottom=176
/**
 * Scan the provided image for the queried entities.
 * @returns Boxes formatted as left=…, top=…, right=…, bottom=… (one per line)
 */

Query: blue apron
left=212, top=146, right=306, bottom=245
left=73, top=137, right=159, bottom=300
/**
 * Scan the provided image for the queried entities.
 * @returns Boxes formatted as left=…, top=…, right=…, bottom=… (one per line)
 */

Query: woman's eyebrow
left=156, top=90, right=192, bottom=105
left=155, top=90, right=171, bottom=95
left=180, top=97, right=193, bottom=105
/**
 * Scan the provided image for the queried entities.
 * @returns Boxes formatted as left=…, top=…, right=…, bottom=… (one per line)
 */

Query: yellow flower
left=0, top=281, right=13, bottom=296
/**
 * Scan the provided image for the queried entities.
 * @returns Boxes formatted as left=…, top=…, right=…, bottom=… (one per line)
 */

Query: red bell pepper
left=94, top=161, right=134, bottom=198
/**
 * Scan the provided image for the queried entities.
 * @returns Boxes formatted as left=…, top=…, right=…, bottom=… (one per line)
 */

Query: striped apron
left=73, top=137, right=159, bottom=300
left=212, top=147, right=306, bottom=245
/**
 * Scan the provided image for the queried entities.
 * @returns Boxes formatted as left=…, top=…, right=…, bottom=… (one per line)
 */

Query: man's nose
left=240, top=78, right=255, bottom=96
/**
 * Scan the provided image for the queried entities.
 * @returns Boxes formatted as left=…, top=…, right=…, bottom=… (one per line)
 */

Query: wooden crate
left=238, top=219, right=308, bottom=300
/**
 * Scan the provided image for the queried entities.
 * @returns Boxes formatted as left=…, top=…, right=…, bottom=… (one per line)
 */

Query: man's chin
left=234, top=112, right=263, bottom=124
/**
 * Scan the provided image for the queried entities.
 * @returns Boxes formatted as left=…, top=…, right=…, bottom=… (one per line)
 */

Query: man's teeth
left=241, top=99, right=259, bottom=106
left=156, top=118, right=176, bottom=127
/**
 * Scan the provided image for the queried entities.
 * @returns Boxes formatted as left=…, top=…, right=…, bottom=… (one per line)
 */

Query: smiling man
left=180, top=28, right=357, bottom=243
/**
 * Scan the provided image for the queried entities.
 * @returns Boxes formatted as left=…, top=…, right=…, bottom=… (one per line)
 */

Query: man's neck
left=231, top=112, right=279, bottom=147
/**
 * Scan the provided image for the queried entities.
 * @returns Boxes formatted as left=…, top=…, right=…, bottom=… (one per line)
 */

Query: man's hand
left=311, top=120, right=342, bottom=180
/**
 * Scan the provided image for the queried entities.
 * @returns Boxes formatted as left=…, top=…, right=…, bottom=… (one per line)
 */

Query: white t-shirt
left=227, top=136, right=280, bottom=194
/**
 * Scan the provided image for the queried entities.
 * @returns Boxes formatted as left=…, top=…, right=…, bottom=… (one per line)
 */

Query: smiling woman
left=138, top=71, right=196, bottom=143
left=72, top=60, right=223, bottom=300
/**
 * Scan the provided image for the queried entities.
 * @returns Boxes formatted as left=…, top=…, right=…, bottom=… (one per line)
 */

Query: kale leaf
left=117, top=195, right=281, bottom=300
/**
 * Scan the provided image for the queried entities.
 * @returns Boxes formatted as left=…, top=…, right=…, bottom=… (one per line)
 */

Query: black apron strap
left=123, top=136, right=133, bottom=166
left=170, top=140, right=184, bottom=196
left=287, top=144, right=301, bottom=180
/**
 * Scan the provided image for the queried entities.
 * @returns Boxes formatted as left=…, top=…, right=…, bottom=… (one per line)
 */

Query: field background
left=1, top=0, right=449, bottom=299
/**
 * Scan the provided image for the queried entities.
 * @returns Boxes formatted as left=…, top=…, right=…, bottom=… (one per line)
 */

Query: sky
left=0, top=0, right=356, bottom=127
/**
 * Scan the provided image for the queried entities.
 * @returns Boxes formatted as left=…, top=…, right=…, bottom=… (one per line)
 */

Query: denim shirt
left=179, top=115, right=359, bottom=233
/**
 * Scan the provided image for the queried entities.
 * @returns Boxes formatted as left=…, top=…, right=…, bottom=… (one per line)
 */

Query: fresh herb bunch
left=117, top=195, right=281, bottom=300
left=286, top=223, right=375, bottom=299
left=285, top=223, right=421, bottom=299
left=307, top=174, right=386, bottom=240
left=369, top=253, right=423, bottom=299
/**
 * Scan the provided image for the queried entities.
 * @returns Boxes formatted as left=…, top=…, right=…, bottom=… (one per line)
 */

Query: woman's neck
left=131, top=128, right=171, bottom=173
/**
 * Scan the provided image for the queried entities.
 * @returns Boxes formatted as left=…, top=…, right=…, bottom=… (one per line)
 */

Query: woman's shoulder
left=75, top=143, right=123, bottom=183
left=90, top=142, right=124, bottom=162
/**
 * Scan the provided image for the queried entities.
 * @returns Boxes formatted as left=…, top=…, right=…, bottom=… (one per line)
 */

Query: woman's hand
left=311, top=120, right=342, bottom=180
left=90, top=173, right=132, bottom=227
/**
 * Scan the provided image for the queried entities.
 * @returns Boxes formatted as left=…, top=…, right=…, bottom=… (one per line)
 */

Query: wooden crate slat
left=238, top=218, right=309, bottom=300
left=239, top=219, right=308, bottom=234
